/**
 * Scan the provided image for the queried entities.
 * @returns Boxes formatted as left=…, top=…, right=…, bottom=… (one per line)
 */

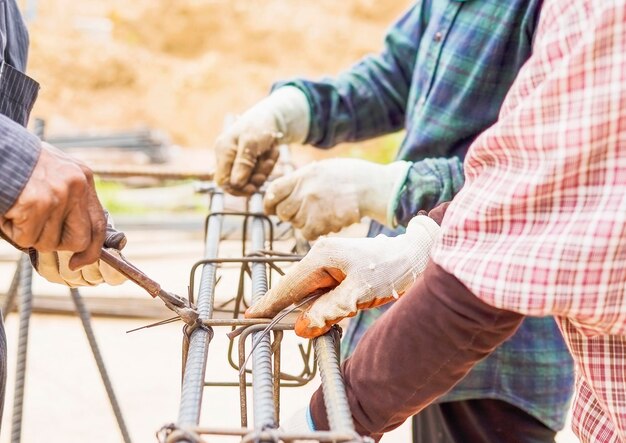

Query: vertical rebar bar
left=2, top=261, right=21, bottom=320
left=249, top=193, right=277, bottom=433
left=313, top=329, right=356, bottom=434
left=10, top=255, right=32, bottom=443
left=70, top=288, right=132, bottom=443
left=177, top=191, right=224, bottom=430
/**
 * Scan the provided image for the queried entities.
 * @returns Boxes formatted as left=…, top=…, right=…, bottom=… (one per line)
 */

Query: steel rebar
left=70, top=288, right=132, bottom=443
left=2, top=261, right=21, bottom=320
left=10, top=255, right=32, bottom=443
left=313, top=329, right=356, bottom=435
left=177, top=191, right=224, bottom=430
left=249, top=193, right=277, bottom=433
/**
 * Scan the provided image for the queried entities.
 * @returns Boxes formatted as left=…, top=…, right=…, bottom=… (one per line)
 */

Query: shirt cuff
left=0, top=118, right=41, bottom=215
left=386, top=160, right=412, bottom=227
left=266, top=86, right=311, bottom=144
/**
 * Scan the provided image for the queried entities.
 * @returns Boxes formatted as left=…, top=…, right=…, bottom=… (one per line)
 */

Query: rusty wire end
left=238, top=293, right=322, bottom=377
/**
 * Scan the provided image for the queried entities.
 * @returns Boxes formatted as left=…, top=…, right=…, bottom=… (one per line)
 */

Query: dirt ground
left=26, top=0, right=409, bottom=163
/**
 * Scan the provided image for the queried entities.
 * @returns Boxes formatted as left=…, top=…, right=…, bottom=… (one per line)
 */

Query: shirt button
left=434, top=31, right=443, bottom=42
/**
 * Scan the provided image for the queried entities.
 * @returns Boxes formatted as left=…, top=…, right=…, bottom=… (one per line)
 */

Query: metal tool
left=99, top=248, right=199, bottom=326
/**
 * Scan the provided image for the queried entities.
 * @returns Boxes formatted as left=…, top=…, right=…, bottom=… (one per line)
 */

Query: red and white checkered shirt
left=431, top=0, right=626, bottom=440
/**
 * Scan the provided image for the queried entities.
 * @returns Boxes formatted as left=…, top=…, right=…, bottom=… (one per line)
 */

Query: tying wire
left=126, top=316, right=182, bottom=334
left=238, top=292, right=323, bottom=376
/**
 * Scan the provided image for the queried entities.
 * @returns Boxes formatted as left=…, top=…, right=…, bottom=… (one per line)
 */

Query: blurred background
left=1, top=1, right=414, bottom=442
left=0, top=1, right=579, bottom=442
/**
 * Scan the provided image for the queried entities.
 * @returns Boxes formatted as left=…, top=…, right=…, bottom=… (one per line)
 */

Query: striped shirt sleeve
left=0, top=113, right=40, bottom=215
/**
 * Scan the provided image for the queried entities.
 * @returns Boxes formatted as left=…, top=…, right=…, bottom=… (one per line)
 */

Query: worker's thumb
left=294, top=284, right=362, bottom=338
left=263, top=174, right=298, bottom=216
left=246, top=262, right=345, bottom=321
left=231, top=132, right=275, bottom=188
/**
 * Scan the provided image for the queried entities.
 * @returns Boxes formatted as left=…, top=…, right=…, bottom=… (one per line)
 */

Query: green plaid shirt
left=277, top=0, right=574, bottom=432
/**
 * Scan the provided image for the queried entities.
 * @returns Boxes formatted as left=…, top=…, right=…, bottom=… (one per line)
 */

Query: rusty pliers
left=99, top=220, right=199, bottom=327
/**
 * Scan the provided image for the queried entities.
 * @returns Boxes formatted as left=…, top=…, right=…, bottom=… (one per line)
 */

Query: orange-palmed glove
left=245, top=215, right=440, bottom=338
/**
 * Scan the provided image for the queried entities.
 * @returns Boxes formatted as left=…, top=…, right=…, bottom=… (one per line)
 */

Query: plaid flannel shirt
left=432, top=0, right=626, bottom=440
left=276, top=0, right=573, bottom=431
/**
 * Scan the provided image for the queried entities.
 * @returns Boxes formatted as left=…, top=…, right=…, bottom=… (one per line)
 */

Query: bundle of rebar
left=170, top=189, right=364, bottom=442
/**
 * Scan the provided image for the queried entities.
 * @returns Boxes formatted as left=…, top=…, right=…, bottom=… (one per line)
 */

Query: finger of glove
left=231, top=132, right=275, bottom=188
left=294, top=205, right=336, bottom=241
left=56, top=251, right=88, bottom=287
left=214, top=134, right=238, bottom=186
left=263, top=174, right=298, bottom=216
left=99, top=249, right=128, bottom=285
left=250, top=147, right=279, bottom=187
left=34, top=251, right=66, bottom=285
left=293, top=285, right=361, bottom=339
left=221, top=181, right=259, bottom=197
left=245, top=258, right=345, bottom=319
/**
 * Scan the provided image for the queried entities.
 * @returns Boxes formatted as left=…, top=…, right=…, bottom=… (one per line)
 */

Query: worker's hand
left=245, top=215, right=439, bottom=338
left=214, top=87, right=310, bottom=195
left=264, top=159, right=410, bottom=240
left=29, top=212, right=128, bottom=287
left=0, top=142, right=106, bottom=269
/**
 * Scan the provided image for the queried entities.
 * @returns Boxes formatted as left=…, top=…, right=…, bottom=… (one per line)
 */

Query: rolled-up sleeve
left=0, top=113, right=40, bottom=215
left=392, top=157, right=464, bottom=227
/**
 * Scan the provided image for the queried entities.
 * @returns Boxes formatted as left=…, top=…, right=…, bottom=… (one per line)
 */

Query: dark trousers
left=413, top=399, right=556, bottom=443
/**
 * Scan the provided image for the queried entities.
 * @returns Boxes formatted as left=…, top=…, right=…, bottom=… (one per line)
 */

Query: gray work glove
left=214, top=86, right=310, bottom=195
left=28, top=212, right=128, bottom=287
left=263, top=158, right=411, bottom=240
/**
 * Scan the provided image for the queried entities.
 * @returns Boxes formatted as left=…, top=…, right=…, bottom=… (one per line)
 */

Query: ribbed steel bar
left=70, top=288, right=132, bottom=443
left=249, top=193, right=277, bottom=433
left=177, top=191, right=224, bottom=430
left=10, top=255, right=32, bottom=443
left=313, top=329, right=356, bottom=435
left=2, top=260, right=21, bottom=320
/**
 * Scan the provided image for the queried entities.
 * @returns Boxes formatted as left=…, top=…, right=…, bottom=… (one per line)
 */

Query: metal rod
left=313, top=328, right=357, bottom=435
left=2, top=260, right=21, bottom=319
left=10, top=255, right=32, bottom=443
left=70, top=288, right=132, bottom=443
left=249, top=193, right=277, bottom=433
left=177, top=191, right=224, bottom=430
left=92, top=167, right=213, bottom=182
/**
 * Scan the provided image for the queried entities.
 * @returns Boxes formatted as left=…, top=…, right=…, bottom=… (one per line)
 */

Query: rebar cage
left=157, top=188, right=370, bottom=443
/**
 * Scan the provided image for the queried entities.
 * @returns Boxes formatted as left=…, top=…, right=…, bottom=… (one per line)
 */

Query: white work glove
left=28, top=212, right=128, bottom=287
left=246, top=215, right=439, bottom=338
left=264, top=158, right=410, bottom=240
left=214, top=86, right=310, bottom=195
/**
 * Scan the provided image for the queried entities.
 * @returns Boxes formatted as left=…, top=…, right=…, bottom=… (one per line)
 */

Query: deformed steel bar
left=313, top=328, right=357, bottom=436
left=177, top=191, right=224, bottom=431
left=2, top=260, right=21, bottom=319
left=188, top=256, right=301, bottom=305
left=70, top=288, right=132, bottom=443
left=236, top=323, right=302, bottom=427
left=249, top=193, right=277, bottom=433
left=10, top=255, right=32, bottom=443
left=173, top=426, right=360, bottom=442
